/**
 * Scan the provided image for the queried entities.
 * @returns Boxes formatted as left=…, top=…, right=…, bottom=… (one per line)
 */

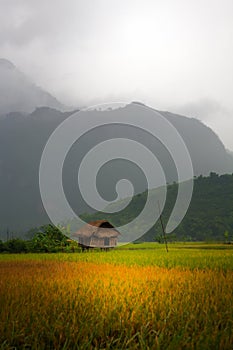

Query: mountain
left=0, top=103, right=232, bottom=238
left=80, top=173, right=233, bottom=242
left=0, top=58, right=64, bottom=115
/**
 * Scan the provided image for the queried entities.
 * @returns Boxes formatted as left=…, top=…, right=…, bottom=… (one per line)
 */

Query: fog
left=0, top=0, right=233, bottom=148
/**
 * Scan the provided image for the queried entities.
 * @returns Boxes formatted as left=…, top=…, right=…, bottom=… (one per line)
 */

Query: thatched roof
left=73, top=220, right=120, bottom=239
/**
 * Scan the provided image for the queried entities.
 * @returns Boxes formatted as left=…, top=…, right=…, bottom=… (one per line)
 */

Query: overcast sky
left=0, top=0, right=233, bottom=149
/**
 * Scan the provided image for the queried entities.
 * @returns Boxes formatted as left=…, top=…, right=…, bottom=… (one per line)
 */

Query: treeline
left=0, top=225, right=79, bottom=253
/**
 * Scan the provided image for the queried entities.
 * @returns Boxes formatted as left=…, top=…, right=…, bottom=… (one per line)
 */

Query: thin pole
left=158, top=201, right=168, bottom=253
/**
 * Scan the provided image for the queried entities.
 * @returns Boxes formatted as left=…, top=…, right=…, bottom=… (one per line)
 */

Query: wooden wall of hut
left=79, top=237, right=91, bottom=246
left=109, top=237, right=117, bottom=246
left=90, top=237, right=104, bottom=247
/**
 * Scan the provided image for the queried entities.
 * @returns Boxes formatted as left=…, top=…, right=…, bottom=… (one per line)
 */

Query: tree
left=0, top=240, right=4, bottom=252
left=30, top=224, right=69, bottom=252
left=4, top=239, right=27, bottom=253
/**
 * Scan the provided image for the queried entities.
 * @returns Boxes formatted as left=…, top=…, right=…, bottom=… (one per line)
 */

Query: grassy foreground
left=0, top=244, right=232, bottom=349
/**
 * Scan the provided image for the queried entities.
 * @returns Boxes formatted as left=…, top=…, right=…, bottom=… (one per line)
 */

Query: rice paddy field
left=0, top=243, right=233, bottom=349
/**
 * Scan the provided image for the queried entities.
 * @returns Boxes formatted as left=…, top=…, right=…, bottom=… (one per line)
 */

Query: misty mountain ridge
left=0, top=58, right=65, bottom=115
left=0, top=102, right=233, bottom=237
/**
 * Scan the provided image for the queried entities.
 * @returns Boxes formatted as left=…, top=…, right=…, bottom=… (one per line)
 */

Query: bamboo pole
left=158, top=201, right=168, bottom=253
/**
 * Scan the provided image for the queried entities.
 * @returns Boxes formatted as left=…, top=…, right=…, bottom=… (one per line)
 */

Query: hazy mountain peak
left=131, top=101, right=147, bottom=106
left=0, top=58, right=65, bottom=115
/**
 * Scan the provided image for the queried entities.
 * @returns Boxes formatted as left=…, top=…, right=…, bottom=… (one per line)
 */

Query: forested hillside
left=81, top=173, right=233, bottom=242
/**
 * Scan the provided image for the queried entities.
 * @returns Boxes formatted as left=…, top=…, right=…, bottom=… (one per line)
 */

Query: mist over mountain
left=0, top=58, right=65, bottom=115
left=0, top=102, right=232, bottom=238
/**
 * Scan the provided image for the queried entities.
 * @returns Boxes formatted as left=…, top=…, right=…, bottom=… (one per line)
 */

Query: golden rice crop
left=0, top=257, right=232, bottom=349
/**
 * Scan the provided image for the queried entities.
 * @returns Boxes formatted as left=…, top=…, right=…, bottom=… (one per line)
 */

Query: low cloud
left=0, top=0, right=233, bottom=148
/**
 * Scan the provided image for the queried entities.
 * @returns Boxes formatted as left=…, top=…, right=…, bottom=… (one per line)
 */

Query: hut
left=74, top=220, right=120, bottom=249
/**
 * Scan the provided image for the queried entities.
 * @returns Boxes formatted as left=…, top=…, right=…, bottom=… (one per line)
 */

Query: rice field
left=0, top=244, right=232, bottom=349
